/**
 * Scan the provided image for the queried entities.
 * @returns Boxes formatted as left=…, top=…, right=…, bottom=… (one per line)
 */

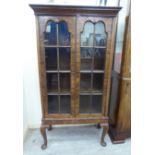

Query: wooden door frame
left=37, top=16, right=76, bottom=118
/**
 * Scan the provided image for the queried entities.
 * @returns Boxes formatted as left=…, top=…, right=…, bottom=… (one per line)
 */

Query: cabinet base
left=40, top=117, right=109, bottom=150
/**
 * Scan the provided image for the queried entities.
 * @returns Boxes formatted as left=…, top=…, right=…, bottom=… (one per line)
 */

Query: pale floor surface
left=23, top=125, right=131, bottom=155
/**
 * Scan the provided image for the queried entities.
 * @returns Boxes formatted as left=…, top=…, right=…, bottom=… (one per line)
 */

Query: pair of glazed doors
left=38, top=16, right=114, bottom=118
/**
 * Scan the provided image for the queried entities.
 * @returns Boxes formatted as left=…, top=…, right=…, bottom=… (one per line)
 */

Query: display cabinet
left=30, top=4, right=121, bottom=149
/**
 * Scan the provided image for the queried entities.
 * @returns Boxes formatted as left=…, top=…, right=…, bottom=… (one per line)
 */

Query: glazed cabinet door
left=76, top=17, right=114, bottom=117
left=38, top=16, right=76, bottom=117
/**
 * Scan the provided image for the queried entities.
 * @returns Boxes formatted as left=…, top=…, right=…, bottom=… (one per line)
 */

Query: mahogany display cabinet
left=30, top=4, right=121, bottom=149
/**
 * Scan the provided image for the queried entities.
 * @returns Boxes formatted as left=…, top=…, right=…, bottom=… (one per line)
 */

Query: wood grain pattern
left=109, top=14, right=131, bottom=143
left=103, top=18, right=117, bottom=117
left=109, top=79, right=131, bottom=143
left=121, top=15, right=131, bottom=77
left=42, top=116, right=108, bottom=125
left=117, top=80, right=131, bottom=131
left=30, top=4, right=121, bottom=149
left=35, top=16, right=47, bottom=118
left=38, top=16, right=76, bottom=117
left=30, top=4, right=121, bottom=17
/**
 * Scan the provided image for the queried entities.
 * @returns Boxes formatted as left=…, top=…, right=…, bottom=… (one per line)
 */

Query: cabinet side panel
left=103, top=17, right=118, bottom=116
left=35, top=16, right=48, bottom=118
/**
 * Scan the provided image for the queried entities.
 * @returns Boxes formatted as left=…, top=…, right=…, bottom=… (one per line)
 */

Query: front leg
left=48, top=125, right=52, bottom=131
left=100, top=124, right=109, bottom=146
left=96, top=123, right=101, bottom=129
left=40, top=125, right=48, bottom=150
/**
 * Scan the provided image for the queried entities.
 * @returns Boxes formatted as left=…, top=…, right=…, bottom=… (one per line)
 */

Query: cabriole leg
left=40, top=125, right=48, bottom=150
left=48, top=125, right=52, bottom=131
left=97, top=123, right=101, bottom=129
left=100, top=124, right=109, bottom=147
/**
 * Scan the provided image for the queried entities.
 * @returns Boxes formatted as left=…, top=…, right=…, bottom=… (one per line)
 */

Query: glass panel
left=80, top=95, right=91, bottom=113
left=81, top=22, right=94, bottom=46
left=94, top=22, right=107, bottom=47
left=92, top=95, right=102, bottom=113
left=80, top=48, right=93, bottom=70
left=48, top=96, right=59, bottom=114
left=59, top=48, right=70, bottom=70
left=60, top=95, right=71, bottom=113
left=58, top=21, right=70, bottom=46
left=45, top=48, right=57, bottom=70
left=79, top=21, right=108, bottom=115
left=94, top=48, right=106, bottom=70
left=47, top=73, right=58, bottom=92
left=44, top=21, right=57, bottom=45
left=60, top=73, right=70, bottom=92
left=80, top=73, right=91, bottom=92
left=93, top=74, right=103, bottom=92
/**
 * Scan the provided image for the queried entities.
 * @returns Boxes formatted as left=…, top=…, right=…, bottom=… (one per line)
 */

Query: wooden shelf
left=80, top=90, right=103, bottom=95
left=44, top=45, right=71, bottom=48
left=48, top=92, right=71, bottom=95
left=46, top=70, right=71, bottom=73
left=81, top=46, right=106, bottom=48
left=80, top=70, right=104, bottom=73
left=46, top=70, right=103, bottom=73
left=80, top=92, right=103, bottom=95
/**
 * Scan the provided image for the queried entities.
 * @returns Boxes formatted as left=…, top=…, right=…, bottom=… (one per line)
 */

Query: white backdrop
left=23, top=1, right=42, bottom=138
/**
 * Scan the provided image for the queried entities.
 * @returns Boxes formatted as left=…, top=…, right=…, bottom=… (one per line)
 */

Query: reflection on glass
left=81, top=21, right=107, bottom=47
left=95, top=22, right=107, bottom=46
left=80, top=74, right=91, bottom=92
left=81, top=22, right=94, bottom=46
left=94, top=48, right=106, bottom=70
left=93, top=74, right=103, bottom=91
left=44, top=21, right=70, bottom=46
left=80, top=48, right=93, bottom=70
left=79, top=21, right=107, bottom=115
left=60, top=95, right=70, bottom=113
left=47, top=73, right=58, bottom=92
left=44, top=21, right=57, bottom=45
left=45, top=48, right=57, bottom=70
left=59, top=48, right=70, bottom=70
left=48, top=96, right=59, bottom=114
left=58, top=21, right=70, bottom=46
left=92, top=95, right=102, bottom=113
left=80, top=95, right=102, bottom=114
left=60, top=73, right=70, bottom=92
left=80, top=95, right=91, bottom=113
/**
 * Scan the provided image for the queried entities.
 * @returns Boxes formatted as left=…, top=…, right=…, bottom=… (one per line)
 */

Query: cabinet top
left=29, top=4, right=121, bottom=17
